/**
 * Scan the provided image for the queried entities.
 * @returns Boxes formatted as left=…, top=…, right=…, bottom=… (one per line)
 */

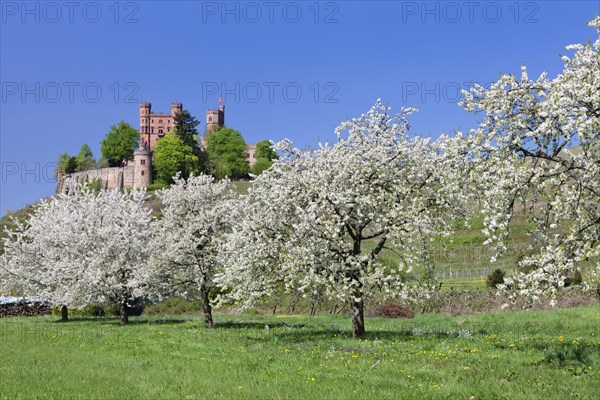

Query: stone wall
left=57, top=166, right=135, bottom=193
left=0, top=302, right=52, bottom=317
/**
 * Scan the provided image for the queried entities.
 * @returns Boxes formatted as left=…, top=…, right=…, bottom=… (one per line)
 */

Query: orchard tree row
left=6, top=18, right=599, bottom=338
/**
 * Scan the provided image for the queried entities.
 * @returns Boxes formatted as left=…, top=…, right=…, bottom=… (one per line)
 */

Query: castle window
left=159, top=119, right=163, bottom=123
left=141, top=159, right=146, bottom=165
left=159, top=128, right=163, bottom=134
left=151, top=127, right=154, bottom=133
left=209, top=116, right=213, bottom=122
left=141, top=171, right=145, bottom=176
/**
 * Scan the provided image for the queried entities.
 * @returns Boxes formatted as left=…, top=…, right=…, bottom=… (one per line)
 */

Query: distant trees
left=249, top=158, right=272, bottom=176
left=54, top=153, right=76, bottom=177
left=255, top=140, right=278, bottom=160
left=250, top=140, right=278, bottom=175
left=54, top=144, right=96, bottom=176
left=153, top=131, right=200, bottom=185
left=75, top=144, right=96, bottom=172
left=205, top=127, right=249, bottom=180
left=100, top=121, right=139, bottom=166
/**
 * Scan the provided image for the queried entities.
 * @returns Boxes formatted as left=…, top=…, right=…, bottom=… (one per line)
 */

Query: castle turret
left=170, top=102, right=183, bottom=117
left=133, top=144, right=152, bottom=188
left=139, top=102, right=151, bottom=145
left=206, top=102, right=225, bottom=133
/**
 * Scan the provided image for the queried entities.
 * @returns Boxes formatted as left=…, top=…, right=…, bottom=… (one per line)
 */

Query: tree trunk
left=60, top=305, right=68, bottom=322
left=120, top=273, right=130, bottom=325
left=352, top=296, right=366, bottom=339
left=335, top=302, right=347, bottom=315
left=289, top=294, right=299, bottom=315
left=120, top=302, right=129, bottom=325
left=201, top=284, right=213, bottom=329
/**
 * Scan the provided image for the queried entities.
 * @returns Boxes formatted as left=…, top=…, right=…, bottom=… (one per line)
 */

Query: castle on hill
left=56, top=102, right=257, bottom=193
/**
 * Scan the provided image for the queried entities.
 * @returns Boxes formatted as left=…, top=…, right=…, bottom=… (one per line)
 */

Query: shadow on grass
left=213, top=320, right=309, bottom=330
left=213, top=319, right=476, bottom=342
left=38, top=315, right=494, bottom=342
left=48, top=316, right=192, bottom=326
left=271, top=328, right=463, bottom=343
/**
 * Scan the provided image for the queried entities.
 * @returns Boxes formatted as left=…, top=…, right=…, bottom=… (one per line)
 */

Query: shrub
left=486, top=268, right=506, bottom=288
left=79, top=304, right=105, bottom=317
left=88, top=178, right=103, bottom=192
left=515, top=249, right=536, bottom=274
left=147, top=181, right=170, bottom=192
left=572, top=270, right=583, bottom=285
left=143, top=297, right=201, bottom=316
left=105, top=304, right=119, bottom=317
left=564, top=271, right=581, bottom=287
left=372, top=302, right=414, bottom=318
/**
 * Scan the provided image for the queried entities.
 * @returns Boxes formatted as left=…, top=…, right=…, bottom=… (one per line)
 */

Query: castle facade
left=57, top=102, right=256, bottom=193
left=139, top=102, right=181, bottom=151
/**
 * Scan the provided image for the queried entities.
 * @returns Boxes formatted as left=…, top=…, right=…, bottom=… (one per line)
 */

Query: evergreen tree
left=65, top=157, right=78, bottom=174
left=75, top=144, right=96, bottom=172
left=173, top=110, right=200, bottom=148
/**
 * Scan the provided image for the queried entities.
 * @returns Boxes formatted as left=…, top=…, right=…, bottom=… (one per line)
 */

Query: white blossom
left=151, top=173, right=232, bottom=328
left=217, top=100, right=470, bottom=338
left=461, top=17, right=600, bottom=307
left=0, top=185, right=155, bottom=323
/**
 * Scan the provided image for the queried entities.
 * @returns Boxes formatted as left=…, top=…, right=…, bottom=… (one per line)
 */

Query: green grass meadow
left=1, top=306, right=599, bottom=399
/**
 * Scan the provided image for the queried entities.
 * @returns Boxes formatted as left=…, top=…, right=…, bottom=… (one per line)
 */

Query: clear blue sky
left=1, top=1, right=599, bottom=213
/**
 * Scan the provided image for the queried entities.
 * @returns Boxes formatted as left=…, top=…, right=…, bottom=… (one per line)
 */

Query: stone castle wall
left=57, top=166, right=135, bottom=194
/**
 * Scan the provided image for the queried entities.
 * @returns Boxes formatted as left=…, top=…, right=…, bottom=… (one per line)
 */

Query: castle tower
left=206, top=102, right=225, bottom=133
left=139, top=102, right=152, bottom=146
left=138, top=101, right=182, bottom=152
left=170, top=102, right=182, bottom=117
left=133, top=144, right=152, bottom=188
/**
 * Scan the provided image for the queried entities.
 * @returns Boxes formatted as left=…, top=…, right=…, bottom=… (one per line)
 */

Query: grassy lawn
left=1, top=306, right=599, bottom=399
